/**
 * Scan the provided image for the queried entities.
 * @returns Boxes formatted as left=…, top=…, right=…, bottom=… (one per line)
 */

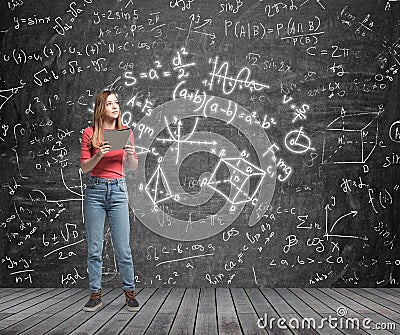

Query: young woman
left=80, top=90, right=139, bottom=312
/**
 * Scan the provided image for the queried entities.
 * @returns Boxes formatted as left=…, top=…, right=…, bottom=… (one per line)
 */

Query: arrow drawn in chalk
left=324, top=209, right=368, bottom=240
left=329, top=210, right=358, bottom=233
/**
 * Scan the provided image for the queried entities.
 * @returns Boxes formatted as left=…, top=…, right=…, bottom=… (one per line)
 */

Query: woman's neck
left=103, top=120, right=116, bottom=129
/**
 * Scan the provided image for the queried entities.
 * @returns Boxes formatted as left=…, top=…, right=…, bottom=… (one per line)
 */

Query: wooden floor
left=0, top=288, right=399, bottom=335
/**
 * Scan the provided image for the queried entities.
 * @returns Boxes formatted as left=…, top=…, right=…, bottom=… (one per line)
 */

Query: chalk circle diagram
left=126, top=96, right=276, bottom=241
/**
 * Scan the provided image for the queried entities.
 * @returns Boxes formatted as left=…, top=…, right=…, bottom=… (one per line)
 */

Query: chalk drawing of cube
left=322, top=112, right=380, bottom=164
left=207, top=157, right=265, bottom=205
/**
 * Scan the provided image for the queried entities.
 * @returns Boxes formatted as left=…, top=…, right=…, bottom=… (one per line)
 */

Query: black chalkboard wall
left=0, top=0, right=399, bottom=288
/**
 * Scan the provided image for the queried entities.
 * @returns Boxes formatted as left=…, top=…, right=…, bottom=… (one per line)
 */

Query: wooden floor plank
left=319, top=289, right=376, bottom=314
left=44, top=288, right=119, bottom=335
left=2, top=288, right=69, bottom=315
left=342, top=289, right=400, bottom=334
left=305, top=288, right=390, bottom=335
left=119, top=288, right=171, bottom=335
left=260, top=288, right=318, bottom=335
left=145, top=313, right=176, bottom=335
left=195, top=288, right=218, bottom=335
left=376, top=288, right=400, bottom=299
left=2, top=290, right=87, bottom=335
left=216, top=288, right=242, bottom=335
left=169, top=288, right=200, bottom=335
left=0, top=288, right=27, bottom=299
left=17, top=288, right=112, bottom=335
left=231, top=288, right=256, bottom=314
left=155, top=288, right=185, bottom=314
left=68, top=288, right=130, bottom=335
left=289, top=289, right=333, bottom=314
left=144, top=288, right=185, bottom=335
left=0, top=314, right=13, bottom=323
left=0, top=288, right=84, bottom=332
left=335, top=288, right=400, bottom=322
left=0, top=288, right=399, bottom=335
left=275, top=288, right=342, bottom=335
left=321, top=289, right=400, bottom=335
left=0, top=288, right=46, bottom=312
left=0, top=288, right=59, bottom=323
left=95, top=288, right=157, bottom=335
left=260, top=288, right=300, bottom=314
left=362, top=288, right=400, bottom=306
left=291, top=289, right=372, bottom=335
left=231, top=288, right=268, bottom=335
left=293, top=288, right=370, bottom=335
left=196, top=288, right=216, bottom=315
left=350, top=288, right=400, bottom=310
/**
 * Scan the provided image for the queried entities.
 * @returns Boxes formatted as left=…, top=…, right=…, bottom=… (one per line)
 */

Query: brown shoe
left=83, top=291, right=102, bottom=312
left=124, top=290, right=140, bottom=311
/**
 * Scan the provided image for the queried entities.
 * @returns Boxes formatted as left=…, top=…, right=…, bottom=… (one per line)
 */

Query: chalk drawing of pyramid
left=145, top=165, right=173, bottom=205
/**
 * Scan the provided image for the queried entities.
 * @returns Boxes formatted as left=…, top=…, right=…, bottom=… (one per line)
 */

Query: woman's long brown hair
left=90, top=90, right=123, bottom=149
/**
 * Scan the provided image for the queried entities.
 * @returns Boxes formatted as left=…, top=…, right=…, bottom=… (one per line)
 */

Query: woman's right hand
left=97, top=141, right=111, bottom=158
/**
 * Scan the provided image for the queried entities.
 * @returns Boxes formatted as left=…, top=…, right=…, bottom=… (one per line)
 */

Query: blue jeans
left=83, top=176, right=135, bottom=292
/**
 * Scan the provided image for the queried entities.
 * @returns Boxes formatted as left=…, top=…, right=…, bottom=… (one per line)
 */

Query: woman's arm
left=124, top=144, right=138, bottom=171
left=80, top=143, right=111, bottom=173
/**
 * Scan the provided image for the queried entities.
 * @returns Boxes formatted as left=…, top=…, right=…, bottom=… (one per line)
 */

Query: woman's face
left=104, top=93, right=120, bottom=122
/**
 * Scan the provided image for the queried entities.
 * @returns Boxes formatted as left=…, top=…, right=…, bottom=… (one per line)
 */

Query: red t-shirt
left=80, top=126, right=138, bottom=179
